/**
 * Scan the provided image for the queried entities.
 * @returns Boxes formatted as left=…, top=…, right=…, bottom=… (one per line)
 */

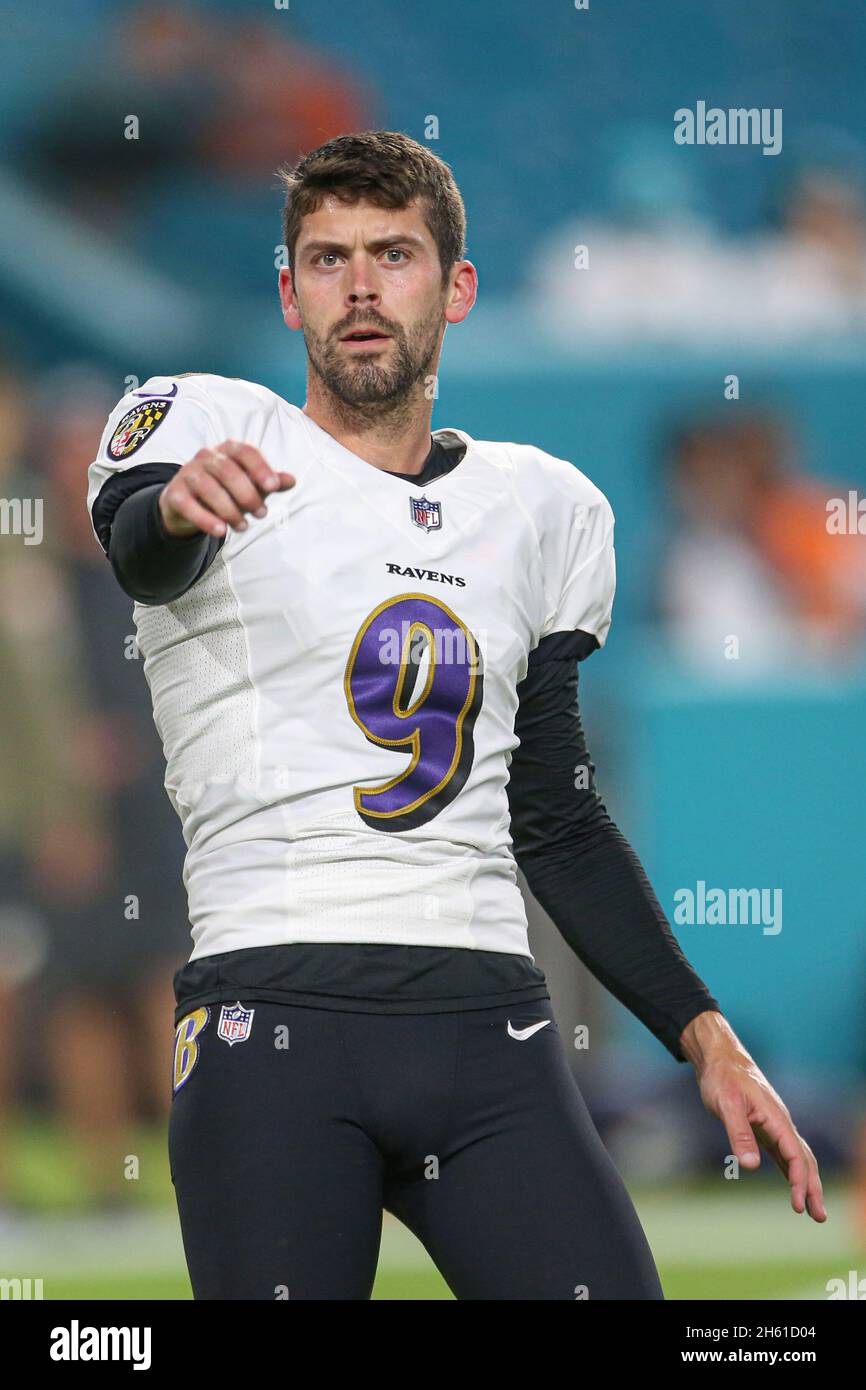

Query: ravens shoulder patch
left=107, top=397, right=174, bottom=461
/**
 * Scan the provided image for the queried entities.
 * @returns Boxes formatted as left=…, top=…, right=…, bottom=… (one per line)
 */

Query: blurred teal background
left=0, top=0, right=863, bottom=1081
left=0, top=0, right=864, bottom=1298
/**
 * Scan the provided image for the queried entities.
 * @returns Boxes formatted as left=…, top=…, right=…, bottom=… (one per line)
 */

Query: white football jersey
left=87, top=374, right=615, bottom=962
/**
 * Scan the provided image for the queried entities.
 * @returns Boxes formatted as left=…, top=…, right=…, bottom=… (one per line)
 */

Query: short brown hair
left=277, top=130, right=466, bottom=286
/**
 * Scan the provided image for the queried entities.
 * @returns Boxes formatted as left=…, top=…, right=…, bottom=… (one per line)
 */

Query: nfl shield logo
left=217, top=1001, right=255, bottom=1046
left=410, top=495, right=442, bottom=532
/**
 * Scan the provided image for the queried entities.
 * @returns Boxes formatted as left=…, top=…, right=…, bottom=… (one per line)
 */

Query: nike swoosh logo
left=507, top=1019, right=552, bottom=1041
left=134, top=383, right=178, bottom=398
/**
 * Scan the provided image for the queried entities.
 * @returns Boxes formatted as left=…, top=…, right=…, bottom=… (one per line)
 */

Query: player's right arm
left=105, top=443, right=295, bottom=605
left=87, top=377, right=294, bottom=604
left=158, top=440, right=295, bottom=539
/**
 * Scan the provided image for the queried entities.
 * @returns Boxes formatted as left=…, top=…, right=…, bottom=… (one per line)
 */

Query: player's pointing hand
left=159, top=440, right=296, bottom=539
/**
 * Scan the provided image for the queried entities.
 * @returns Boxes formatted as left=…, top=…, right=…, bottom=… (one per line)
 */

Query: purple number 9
left=343, top=593, right=484, bottom=831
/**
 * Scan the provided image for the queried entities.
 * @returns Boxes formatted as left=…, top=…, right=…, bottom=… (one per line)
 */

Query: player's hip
left=170, top=994, right=571, bottom=1150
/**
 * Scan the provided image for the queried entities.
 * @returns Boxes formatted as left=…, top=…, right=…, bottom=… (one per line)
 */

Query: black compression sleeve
left=507, top=633, right=721, bottom=1062
left=108, top=483, right=222, bottom=605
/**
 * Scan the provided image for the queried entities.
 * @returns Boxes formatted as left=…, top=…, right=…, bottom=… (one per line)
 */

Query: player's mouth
left=339, top=327, right=392, bottom=350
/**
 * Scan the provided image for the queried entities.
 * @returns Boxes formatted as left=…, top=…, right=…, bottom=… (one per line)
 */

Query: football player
left=87, top=131, right=825, bottom=1300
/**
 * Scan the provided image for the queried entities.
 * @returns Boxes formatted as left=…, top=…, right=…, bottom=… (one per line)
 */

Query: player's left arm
left=509, top=465, right=826, bottom=1222
left=508, top=646, right=826, bottom=1223
left=508, top=638, right=722, bottom=1064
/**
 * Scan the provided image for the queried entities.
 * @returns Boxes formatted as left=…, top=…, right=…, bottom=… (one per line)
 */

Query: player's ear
left=444, top=260, right=477, bottom=326
left=279, top=267, right=303, bottom=330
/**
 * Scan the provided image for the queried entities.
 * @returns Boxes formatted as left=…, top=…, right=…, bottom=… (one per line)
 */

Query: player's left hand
left=681, top=1013, right=827, bottom=1222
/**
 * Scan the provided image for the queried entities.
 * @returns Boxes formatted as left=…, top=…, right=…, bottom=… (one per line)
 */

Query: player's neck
left=301, top=379, right=435, bottom=476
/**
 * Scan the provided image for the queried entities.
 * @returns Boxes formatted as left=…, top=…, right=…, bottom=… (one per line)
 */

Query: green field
left=1, top=1117, right=861, bottom=1300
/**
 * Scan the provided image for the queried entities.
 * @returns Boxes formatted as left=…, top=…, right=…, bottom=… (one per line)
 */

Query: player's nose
left=344, top=257, right=380, bottom=305
left=347, top=286, right=380, bottom=306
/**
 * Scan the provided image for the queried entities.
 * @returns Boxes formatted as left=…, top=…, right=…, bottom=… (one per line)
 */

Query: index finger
left=716, top=1094, right=762, bottom=1171
left=217, top=440, right=295, bottom=494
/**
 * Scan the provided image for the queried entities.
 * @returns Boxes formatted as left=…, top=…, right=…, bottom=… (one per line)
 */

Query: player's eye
left=315, top=252, right=341, bottom=266
left=382, top=248, right=408, bottom=263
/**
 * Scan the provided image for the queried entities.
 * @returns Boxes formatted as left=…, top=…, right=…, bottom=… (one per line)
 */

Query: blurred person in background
left=23, top=367, right=190, bottom=1208
left=17, top=2, right=375, bottom=229
left=761, top=165, right=866, bottom=333
left=527, top=125, right=866, bottom=344
left=14, top=6, right=217, bottom=231
left=659, top=412, right=866, bottom=674
left=200, top=14, right=376, bottom=183
left=526, top=123, right=727, bottom=344
left=0, top=359, right=95, bottom=1211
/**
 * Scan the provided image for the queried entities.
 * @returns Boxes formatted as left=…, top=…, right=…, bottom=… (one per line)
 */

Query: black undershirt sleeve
left=91, top=463, right=224, bottom=606
left=507, top=631, right=721, bottom=1062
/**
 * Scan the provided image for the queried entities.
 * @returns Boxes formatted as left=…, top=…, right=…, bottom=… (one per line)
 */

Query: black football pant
left=168, top=997, right=664, bottom=1300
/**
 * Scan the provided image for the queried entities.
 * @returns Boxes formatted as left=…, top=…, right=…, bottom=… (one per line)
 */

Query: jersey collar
left=294, top=405, right=476, bottom=487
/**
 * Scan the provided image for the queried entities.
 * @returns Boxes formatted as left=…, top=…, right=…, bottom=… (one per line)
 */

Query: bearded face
left=300, top=299, right=445, bottom=409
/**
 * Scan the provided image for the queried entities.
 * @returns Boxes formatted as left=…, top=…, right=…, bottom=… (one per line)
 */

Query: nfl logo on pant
left=217, top=1001, right=255, bottom=1046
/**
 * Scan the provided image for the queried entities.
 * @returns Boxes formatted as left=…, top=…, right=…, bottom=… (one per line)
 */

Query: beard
left=302, top=307, right=443, bottom=411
